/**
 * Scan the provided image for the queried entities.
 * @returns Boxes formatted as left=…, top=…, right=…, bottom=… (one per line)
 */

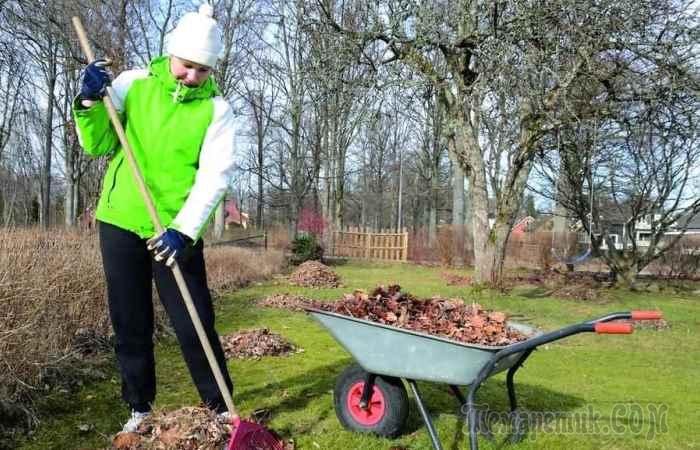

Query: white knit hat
left=166, top=4, right=223, bottom=67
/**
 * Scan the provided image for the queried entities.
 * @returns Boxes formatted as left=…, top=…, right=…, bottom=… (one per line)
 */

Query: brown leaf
left=112, top=432, right=140, bottom=449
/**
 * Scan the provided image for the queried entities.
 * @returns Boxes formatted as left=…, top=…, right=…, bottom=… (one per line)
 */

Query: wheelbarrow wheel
left=334, top=364, right=408, bottom=438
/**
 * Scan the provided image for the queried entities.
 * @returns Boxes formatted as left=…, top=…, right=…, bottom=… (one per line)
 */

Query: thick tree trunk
left=451, top=154, right=466, bottom=265
left=469, top=157, right=495, bottom=282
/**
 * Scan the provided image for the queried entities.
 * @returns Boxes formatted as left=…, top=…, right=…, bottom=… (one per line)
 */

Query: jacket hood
left=149, top=56, right=219, bottom=103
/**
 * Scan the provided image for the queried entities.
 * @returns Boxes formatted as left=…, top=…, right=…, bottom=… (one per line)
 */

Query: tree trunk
left=428, top=182, right=438, bottom=246
left=451, top=154, right=466, bottom=265
left=255, top=91, right=265, bottom=229
left=41, top=42, right=57, bottom=229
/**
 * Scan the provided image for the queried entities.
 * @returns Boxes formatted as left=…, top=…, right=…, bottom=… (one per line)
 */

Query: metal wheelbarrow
left=305, top=308, right=662, bottom=450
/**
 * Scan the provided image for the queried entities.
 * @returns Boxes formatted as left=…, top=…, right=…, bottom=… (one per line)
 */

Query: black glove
left=146, top=228, right=193, bottom=267
left=80, top=59, right=111, bottom=101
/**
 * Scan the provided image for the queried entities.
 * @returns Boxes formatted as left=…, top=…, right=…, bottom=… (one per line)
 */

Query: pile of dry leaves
left=331, top=285, right=528, bottom=346
left=112, top=407, right=293, bottom=450
left=220, top=329, right=297, bottom=359
left=288, top=261, right=341, bottom=288
left=258, top=293, right=322, bottom=311
left=111, top=407, right=230, bottom=450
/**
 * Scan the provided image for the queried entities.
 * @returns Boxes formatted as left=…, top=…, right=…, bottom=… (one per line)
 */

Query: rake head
left=227, top=417, right=285, bottom=450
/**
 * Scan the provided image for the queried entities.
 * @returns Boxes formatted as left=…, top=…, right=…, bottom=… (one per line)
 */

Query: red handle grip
left=595, top=322, right=633, bottom=334
left=631, top=310, right=663, bottom=320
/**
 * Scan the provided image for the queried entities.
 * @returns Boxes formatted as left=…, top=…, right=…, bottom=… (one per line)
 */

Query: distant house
left=577, top=211, right=700, bottom=250
left=665, top=212, right=700, bottom=236
left=224, top=200, right=249, bottom=229
left=483, top=215, right=536, bottom=235
left=511, top=216, right=535, bottom=237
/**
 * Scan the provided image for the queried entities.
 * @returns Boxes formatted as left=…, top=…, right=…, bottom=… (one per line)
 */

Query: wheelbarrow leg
left=506, top=349, right=533, bottom=412
left=506, top=349, right=533, bottom=443
left=407, top=380, right=443, bottom=450
left=449, top=385, right=494, bottom=441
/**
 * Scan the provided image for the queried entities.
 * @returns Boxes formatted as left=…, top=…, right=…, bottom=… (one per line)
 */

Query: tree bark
left=451, top=154, right=466, bottom=265
left=40, top=40, right=57, bottom=229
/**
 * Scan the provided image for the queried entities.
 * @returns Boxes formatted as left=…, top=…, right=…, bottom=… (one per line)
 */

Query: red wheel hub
left=346, top=381, right=386, bottom=426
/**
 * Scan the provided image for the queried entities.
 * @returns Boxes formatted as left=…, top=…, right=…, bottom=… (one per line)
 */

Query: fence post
left=403, top=229, right=408, bottom=261
left=366, top=228, right=372, bottom=259
left=264, top=230, right=267, bottom=250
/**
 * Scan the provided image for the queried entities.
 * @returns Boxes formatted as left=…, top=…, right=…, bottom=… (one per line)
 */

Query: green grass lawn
left=16, top=262, right=700, bottom=449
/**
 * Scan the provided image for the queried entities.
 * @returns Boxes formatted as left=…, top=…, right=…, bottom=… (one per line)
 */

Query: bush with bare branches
left=0, top=227, right=285, bottom=432
left=0, top=228, right=108, bottom=413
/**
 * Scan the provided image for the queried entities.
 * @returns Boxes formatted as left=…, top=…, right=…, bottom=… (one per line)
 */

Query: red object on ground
left=227, top=416, right=285, bottom=450
left=631, top=310, right=663, bottom=320
left=594, top=322, right=633, bottom=334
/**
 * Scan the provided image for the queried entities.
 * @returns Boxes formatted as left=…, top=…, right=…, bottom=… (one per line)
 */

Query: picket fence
left=330, top=226, right=408, bottom=262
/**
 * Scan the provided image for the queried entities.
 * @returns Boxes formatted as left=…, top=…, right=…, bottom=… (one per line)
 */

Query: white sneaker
left=217, top=411, right=238, bottom=424
left=122, top=410, right=150, bottom=433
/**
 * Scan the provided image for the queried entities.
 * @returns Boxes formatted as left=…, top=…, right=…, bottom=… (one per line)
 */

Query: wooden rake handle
left=72, top=17, right=237, bottom=418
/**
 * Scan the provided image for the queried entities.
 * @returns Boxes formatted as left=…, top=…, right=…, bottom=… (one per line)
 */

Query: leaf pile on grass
left=288, top=260, right=341, bottom=288
left=220, top=328, right=297, bottom=359
left=112, top=407, right=295, bottom=450
left=258, top=293, right=328, bottom=311
left=332, top=285, right=529, bottom=346
left=633, top=319, right=670, bottom=331
left=442, top=272, right=472, bottom=286
left=112, top=407, right=230, bottom=449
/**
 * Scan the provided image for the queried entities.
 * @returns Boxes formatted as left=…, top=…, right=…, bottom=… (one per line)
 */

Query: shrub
left=289, top=233, right=324, bottom=265
left=436, top=226, right=455, bottom=266
left=204, top=246, right=285, bottom=294
left=0, top=226, right=285, bottom=441
left=297, top=206, right=326, bottom=237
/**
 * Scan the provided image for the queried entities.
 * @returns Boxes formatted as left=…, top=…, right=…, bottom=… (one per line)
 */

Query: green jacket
left=73, top=56, right=236, bottom=240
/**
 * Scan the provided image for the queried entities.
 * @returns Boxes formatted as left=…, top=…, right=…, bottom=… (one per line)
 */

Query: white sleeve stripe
left=110, top=69, right=149, bottom=112
left=171, top=97, right=236, bottom=240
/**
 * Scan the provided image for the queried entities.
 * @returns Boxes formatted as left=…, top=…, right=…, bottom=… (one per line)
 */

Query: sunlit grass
left=16, top=261, right=698, bottom=450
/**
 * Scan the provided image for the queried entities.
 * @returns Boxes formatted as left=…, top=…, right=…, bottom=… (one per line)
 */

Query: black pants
left=98, top=221, right=233, bottom=413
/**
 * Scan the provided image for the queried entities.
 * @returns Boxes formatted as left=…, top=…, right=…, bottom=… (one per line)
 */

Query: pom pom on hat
left=166, top=3, right=223, bottom=67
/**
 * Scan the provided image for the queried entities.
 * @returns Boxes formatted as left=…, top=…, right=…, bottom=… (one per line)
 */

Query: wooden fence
left=330, top=227, right=409, bottom=262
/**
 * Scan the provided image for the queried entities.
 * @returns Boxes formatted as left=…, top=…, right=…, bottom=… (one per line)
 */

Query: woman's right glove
left=147, top=228, right=193, bottom=267
left=80, top=59, right=111, bottom=101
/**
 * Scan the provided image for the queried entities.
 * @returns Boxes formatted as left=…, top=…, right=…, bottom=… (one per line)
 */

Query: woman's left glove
left=147, top=228, right=193, bottom=267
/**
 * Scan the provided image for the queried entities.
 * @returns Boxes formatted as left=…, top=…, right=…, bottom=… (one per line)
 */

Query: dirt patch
left=442, top=272, right=472, bottom=286
left=505, top=270, right=609, bottom=301
left=331, top=285, right=528, bottom=346
left=633, top=319, right=670, bottom=331
left=288, top=261, right=342, bottom=288
left=220, top=329, right=297, bottom=360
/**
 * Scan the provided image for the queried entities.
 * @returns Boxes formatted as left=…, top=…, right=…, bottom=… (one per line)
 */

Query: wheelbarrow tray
left=306, top=308, right=538, bottom=386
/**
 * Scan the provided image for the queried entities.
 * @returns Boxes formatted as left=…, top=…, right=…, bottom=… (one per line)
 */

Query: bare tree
left=319, top=0, right=699, bottom=283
